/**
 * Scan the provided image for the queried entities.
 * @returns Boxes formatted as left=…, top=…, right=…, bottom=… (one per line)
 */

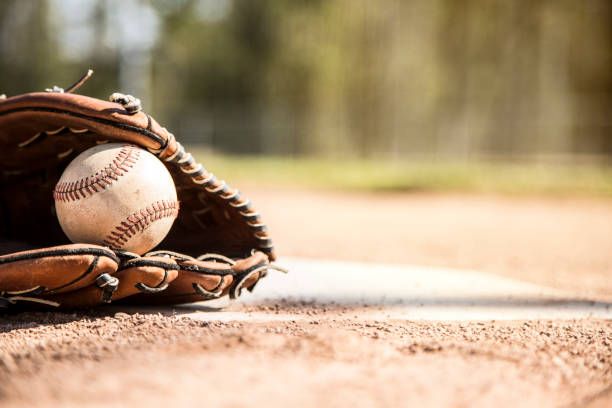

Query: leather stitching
left=102, top=200, right=179, bottom=250
left=53, top=144, right=140, bottom=202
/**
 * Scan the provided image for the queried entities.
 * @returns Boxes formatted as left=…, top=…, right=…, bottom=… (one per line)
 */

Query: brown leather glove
left=0, top=71, right=285, bottom=310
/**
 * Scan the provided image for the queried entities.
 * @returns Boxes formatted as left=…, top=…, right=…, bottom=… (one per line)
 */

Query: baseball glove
left=0, top=70, right=285, bottom=310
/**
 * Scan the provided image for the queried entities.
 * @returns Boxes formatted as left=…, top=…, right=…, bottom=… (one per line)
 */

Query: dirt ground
left=1, top=189, right=612, bottom=407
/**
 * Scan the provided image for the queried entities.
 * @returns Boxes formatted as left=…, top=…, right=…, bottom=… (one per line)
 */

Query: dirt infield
left=1, top=190, right=611, bottom=407
left=0, top=309, right=610, bottom=408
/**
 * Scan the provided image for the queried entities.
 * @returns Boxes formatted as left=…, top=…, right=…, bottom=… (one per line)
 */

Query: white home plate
left=167, top=257, right=612, bottom=322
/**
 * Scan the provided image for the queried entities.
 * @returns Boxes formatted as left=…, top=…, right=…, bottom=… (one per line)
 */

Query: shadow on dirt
left=0, top=309, right=117, bottom=334
left=1, top=294, right=610, bottom=333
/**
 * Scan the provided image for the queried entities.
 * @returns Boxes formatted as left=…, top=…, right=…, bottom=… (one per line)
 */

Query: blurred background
left=1, top=0, right=611, bottom=194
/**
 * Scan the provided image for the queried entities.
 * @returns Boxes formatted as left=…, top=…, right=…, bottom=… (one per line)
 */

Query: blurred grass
left=191, top=149, right=612, bottom=196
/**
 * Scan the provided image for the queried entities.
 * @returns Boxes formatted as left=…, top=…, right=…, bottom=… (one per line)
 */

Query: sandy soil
left=0, top=309, right=610, bottom=408
left=1, top=189, right=611, bottom=407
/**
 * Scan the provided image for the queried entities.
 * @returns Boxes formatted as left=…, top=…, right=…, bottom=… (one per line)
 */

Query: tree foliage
left=1, top=0, right=610, bottom=159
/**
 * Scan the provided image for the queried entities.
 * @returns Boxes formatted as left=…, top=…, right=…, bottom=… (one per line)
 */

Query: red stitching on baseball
left=102, top=200, right=180, bottom=250
left=53, top=145, right=140, bottom=202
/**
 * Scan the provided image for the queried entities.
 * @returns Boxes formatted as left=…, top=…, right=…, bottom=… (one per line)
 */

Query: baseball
left=54, top=143, right=179, bottom=255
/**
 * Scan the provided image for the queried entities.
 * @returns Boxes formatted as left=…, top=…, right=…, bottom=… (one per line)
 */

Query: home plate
left=136, top=257, right=612, bottom=322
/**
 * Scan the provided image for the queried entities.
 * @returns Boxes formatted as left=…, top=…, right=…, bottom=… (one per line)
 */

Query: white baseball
left=54, top=143, right=179, bottom=255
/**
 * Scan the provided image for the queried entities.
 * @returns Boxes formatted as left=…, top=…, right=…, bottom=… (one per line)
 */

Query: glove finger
left=114, top=256, right=179, bottom=298
left=0, top=244, right=119, bottom=296
left=229, top=251, right=270, bottom=296
left=125, top=251, right=272, bottom=305
left=121, top=257, right=233, bottom=305
left=43, top=256, right=179, bottom=309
